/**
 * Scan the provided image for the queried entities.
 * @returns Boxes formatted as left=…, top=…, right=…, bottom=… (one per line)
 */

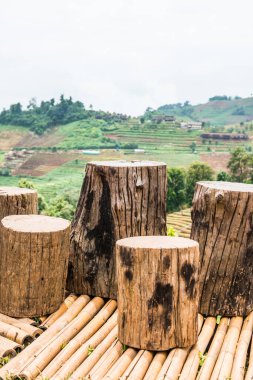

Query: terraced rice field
left=167, top=208, right=192, bottom=238
left=13, top=152, right=79, bottom=176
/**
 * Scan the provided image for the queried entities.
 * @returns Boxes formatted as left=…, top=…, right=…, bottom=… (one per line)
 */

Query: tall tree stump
left=0, top=215, right=70, bottom=317
left=67, top=160, right=167, bottom=299
left=191, top=181, right=253, bottom=316
left=116, top=236, right=199, bottom=350
left=0, top=186, right=38, bottom=219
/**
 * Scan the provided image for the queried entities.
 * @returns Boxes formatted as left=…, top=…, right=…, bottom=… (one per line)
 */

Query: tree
left=217, top=171, right=231, bottom=181
left=18, top=178, right=47, bottom=213
left=167, top=168, right=186, bottom=212
left=185, top=162, right=214, bottom=204
left=228, top=147, right=253, bottom=182
left=189, top=142, right=197, bottom=153
left=45, top=196, right=75, bottom=220
left=10, top=103, right=22, bottom=114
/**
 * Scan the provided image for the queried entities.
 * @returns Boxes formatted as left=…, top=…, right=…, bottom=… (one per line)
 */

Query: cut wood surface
left=68, top=160, right=167, bottom=299
left=116, top=236, right=199, bottom=350
left=0, top=215, right=70, bottom=317
left=0, top=186, right=38, bottom=220
left=191, top=181, right=253, bottom=316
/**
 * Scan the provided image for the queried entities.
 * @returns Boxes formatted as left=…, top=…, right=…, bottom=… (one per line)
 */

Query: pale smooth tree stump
left=67, top=160, right=167, bottom=299
left=0, top=215, right=70, bottom=317
left=0, top=186, right=38, bottom=219
left=116, top=236, right=199, bottom=350
left=191, top=181, right=253, bottom=316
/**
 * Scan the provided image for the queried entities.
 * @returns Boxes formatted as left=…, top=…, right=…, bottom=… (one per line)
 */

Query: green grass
left=0, top=160, right=86, bottom=204
left=0, top=124, right=29, bottom=132
left=0, top=151, right=5, bottom=163
left=55, top=119, right=116, bottom=149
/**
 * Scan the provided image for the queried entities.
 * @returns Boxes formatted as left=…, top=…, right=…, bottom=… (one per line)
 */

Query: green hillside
left=1, top=95, right=253, bottom=207
left=155, top=97, right=253, bottom=126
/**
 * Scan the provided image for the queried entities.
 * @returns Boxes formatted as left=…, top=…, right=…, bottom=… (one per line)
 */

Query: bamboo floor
left=0, top=295, right=252, bottom=379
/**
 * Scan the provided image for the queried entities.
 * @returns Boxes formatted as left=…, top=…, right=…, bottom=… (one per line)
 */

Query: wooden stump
left=116, top=236, right=199, bottom=350
left=0, top=186, right=38, bottom=219
left=191, top=181, right=253, bottom=316
left=0, top=215, right=70, bottom=317
left=67, top=160, right=167, bottom=299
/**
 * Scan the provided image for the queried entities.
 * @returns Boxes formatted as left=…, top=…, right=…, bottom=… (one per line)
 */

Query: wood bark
left=191, top=181, right=253, bottom=316
left=0, top=186, right=38, bottom=219
left=0, top=215, right=70, bottom=317
left=67, top=160, right=167, bottom=299
left=116, top=236, right=199, bottom=350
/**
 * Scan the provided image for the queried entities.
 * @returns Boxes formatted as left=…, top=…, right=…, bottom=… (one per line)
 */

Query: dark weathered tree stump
left=191, top=181, right=253, bottom=316
left=116, top=236, right=199, bottom=350
left=0, top=186, right=38, bottom=219
left=67, top=160, right=167, bottom=299
left=0, top=215, right=70, bottom=317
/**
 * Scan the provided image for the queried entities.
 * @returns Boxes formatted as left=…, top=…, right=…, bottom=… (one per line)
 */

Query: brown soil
left=13, top=152, right=78, bottom=176
left=200, top=152, right=230, bottom=172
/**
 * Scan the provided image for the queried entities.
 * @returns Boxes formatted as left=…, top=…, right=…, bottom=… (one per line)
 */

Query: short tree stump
left=0, top=215, right=70, bottom=317
left=191, top=181, right=253, bottom=316
left=116, top=236, right=199, bottom=350
left=0, top=186, right=38, bottom=219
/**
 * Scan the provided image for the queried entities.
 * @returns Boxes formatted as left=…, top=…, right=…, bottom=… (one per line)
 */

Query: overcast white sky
left=1, top=0, right=253, bottom=115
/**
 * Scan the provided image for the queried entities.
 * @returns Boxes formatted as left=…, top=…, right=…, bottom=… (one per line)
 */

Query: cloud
left=0, top=0, right=253, bottom=115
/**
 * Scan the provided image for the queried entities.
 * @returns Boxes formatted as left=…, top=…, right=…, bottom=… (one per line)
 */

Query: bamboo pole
left=40, top=294, right=78, bottom=329
left=0, top=321, right=34, bottom=346
left=0, top=348, right=16, bottom=359
left=210, top=316, right=243, bottom=380
left=157, top=348, right=189, bottom=380
left=18, top=318, right=38, bottom=327
left=120, top=350, right=145, bottom=379
left=20, top=297, right=105, bottom=379
left=0, top=336, right=22, bottom=354
left=125, top=350, right=154, bottom=380
left=180, top=317, right=216, bottom=380
left=38, top=316, right=47, bottom=323
left=0, top=313, right=42, bottom=338
left=50, top=311, right=118, bottom=380
left=231, top=312, right=253, bottom=380
left=157, top=313, right=204, bottom=380
left=88, top=340, right=123, bottom=379
left=245, top=334, right=253, bottom=380
left=103, top=348, right=138, bottom=380
left=143, top=352, right=167, bottom=380
left=0, top=295, right=90, bottom=379
left=197, top=318, right=229, bottom=380
left=198, top=315, right=204, bottom=334
left=39, top=300, right=117, bottom=379
left=69, top=325, right=118, bottom=380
